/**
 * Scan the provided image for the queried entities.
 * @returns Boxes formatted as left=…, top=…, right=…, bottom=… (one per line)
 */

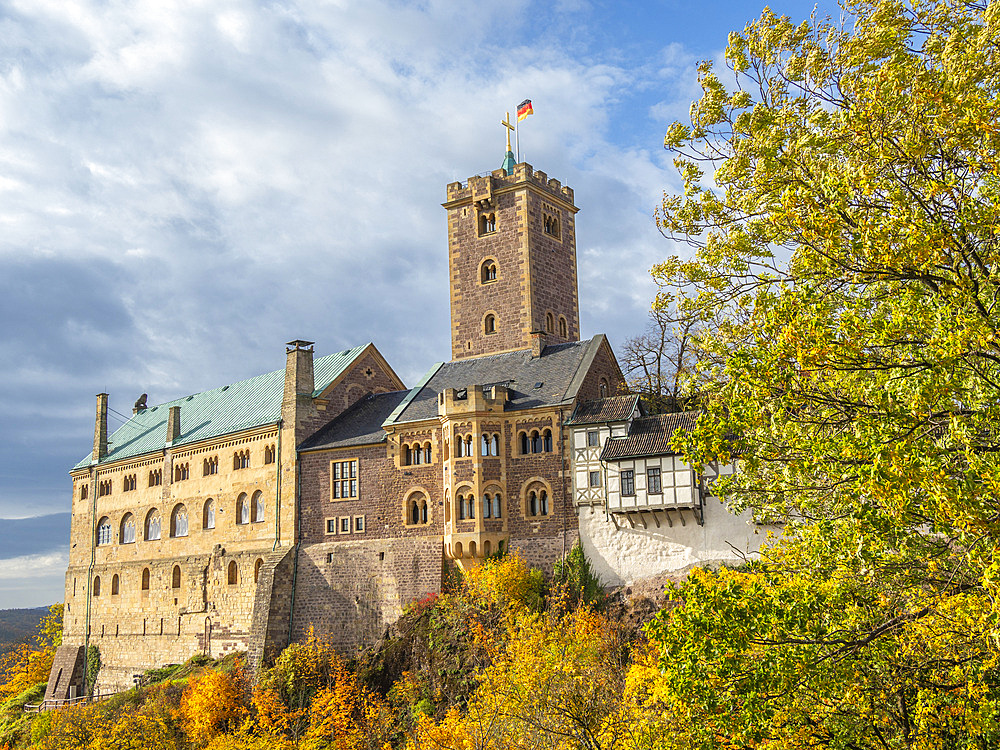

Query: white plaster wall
left=577, top=499, right=771, bottom=587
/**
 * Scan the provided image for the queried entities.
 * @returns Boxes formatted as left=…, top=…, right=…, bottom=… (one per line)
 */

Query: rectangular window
left=354, top=516, right=365, bottom=533
left=621, top=470, right=635, bottom=497
left=647, top=467, right=662, bottom=494
left=587, top=430, right=599, bottom=447
left=340, top=517, right=350, bottom=534
left=330, top=459, right=359, bottom=500
left=589, top=470, right=601, bottom=488
left=326, top=519, right=337, bottom=535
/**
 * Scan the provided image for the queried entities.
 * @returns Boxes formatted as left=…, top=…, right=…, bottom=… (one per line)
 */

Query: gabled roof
left=384, top=336, right=609, bottom=426
left=566, top=395, right=642, bottom=425
left=300, top=391, right=410, bottom=452
left=74, top=345, right=371, bottom=470
left=600, top=411, right=699, bottom=461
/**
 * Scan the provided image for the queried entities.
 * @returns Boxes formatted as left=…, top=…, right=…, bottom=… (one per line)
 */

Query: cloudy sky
left=0, top=0, right=838, bottom=608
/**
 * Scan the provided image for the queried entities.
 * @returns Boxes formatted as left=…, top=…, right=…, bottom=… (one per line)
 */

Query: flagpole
left=515, top=117, right=520, bottom=164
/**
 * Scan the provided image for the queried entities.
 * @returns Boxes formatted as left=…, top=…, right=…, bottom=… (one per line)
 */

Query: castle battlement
left=444, top=162, right=575, bottom=208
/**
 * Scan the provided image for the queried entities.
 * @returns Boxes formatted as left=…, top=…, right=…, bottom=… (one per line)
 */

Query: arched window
left=481, top=259, right=498, bottom=283
left=484, top=314, right=496, bottom=335
left=406, top=492, right=429, bottom=526
left=559, top=317, right=568, bottom=338
left=479, top=213, right=496, bottom=235
left=465, top=495, right=475, bottom=519
left=458, top=495, right=466, bottom=520
left=252, top=490, right=264, bottom=523
left=531, top=430, right=542, bottom=454
left=264, top=445, right=276, bottom=464
left=404, top=445, right=412, bottom=465
left=490, top=434, right=499, bottom=456
left=145, top=509, right=161, bottom=541
left=543, top=429, right=553, bottom=452
left=254, top=558, right=263, bottom=583
left=481, top=435, right=490, bottom=456
left=141, top=568, right=150, bottom=591
left=80, top=485, right=88, bottom=500
left=520, top=432, right=529, bottom=454
left=203, top=499, right=215, bottom=530
left=237, top=494, right=249, bottom=525
left=546, top=312, right=554, bottom=333
left=171, top=504, right=188, bottom=537
left=96, top=516, right=112, bottom=546
left=540, top=490, right=549, bottom=515
left=492, top=494, right=502, bottom=518
left=413, top=444, right=423, bottom=465
left=424, top=443, right=432, bottom=463
left=227, top=561, right=238, bottom=585
left=599, top=378, right=609, bottom=398
left=529, top=491, right=538, bottom=517
left=483, top=493, right=491, bottom=518
left=111, top=574, right=119, bottom=596
left=93, top=576, right=101, bottom=596
left=465, top=436, right=473, bottom=456
left=172, top=565, right=181, bottom=589
left=120, top=513, right=136, bottom=544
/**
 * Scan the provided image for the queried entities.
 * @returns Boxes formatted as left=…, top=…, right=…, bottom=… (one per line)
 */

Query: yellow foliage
left=461, top=552, right=543, bottom=614
left=203, top=729, right=297, bottom=750
left=87, top=711, right=177, bottom=750
left=301, top=653, right=395, bottom=750
left=0, top=643, right=53, bottom=701
left=179, top=669, right=245, bottom=747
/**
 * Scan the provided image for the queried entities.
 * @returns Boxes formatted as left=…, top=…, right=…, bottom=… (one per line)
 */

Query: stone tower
left=444, top=162, right=580, bottom=360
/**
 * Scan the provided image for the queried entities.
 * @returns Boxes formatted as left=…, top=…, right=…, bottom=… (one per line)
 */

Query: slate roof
left=600, top=411, right=699, bottom=461
left=385, top=337, right=608, bottom=426
left=74, top=345, right=371, bottom=470
left=566, top=395, right=642, bottom=425
left=300, top=391, right=410, bottom=451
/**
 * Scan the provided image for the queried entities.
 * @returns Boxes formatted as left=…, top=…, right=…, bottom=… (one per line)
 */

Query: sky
left=0, top=0, right=840, bottom=608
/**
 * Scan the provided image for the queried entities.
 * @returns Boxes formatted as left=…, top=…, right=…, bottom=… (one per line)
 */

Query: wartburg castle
left=46, top=149, right=762, bottom=699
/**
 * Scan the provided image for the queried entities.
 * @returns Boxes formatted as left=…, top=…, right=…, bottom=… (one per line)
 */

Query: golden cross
left=501, top=112, right=514, bottom=152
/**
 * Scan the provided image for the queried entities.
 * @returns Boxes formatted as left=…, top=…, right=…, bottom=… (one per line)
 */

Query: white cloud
left=0, top=550, right=67, bottom=580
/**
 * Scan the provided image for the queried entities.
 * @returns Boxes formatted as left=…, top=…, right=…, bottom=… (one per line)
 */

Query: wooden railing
left=24, top=688, right=123, bottom=713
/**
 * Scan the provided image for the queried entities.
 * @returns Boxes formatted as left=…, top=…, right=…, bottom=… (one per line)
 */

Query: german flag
left=517, top=99, right=533, bottom=121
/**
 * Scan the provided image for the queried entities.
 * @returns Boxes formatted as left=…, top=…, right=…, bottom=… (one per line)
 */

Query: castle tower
left=443, top=162, right=580, bottom=361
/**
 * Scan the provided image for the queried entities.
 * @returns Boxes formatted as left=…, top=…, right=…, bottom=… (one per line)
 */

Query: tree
left=647, top=0, right=1000, bottom=746
left=620, top=297, right=703, bottom=413
left=180, top=670, right=245, bottom=747
left=0, top=604, right=63, bottom=701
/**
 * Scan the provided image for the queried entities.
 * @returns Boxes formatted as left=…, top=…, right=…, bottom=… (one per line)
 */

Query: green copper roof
left=501, top=150, right=516, bottom=176
left=74, top=344, right=370, bottom=470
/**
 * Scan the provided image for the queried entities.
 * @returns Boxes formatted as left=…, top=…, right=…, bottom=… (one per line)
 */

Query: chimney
left=282, top=340, right=319, bottom=446
left=530, top=331, right=548, bottom=358
left=284, top=340, right=316, bottom=400
left=166, top=406, right=181, bottom=444
left=93, top=393, right=109, bottom=462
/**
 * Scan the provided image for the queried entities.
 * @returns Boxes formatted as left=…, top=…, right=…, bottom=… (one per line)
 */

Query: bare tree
left=620, top=296, right=702, bottom=414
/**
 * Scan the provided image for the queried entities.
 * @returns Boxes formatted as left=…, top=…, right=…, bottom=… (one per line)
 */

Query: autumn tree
left=646, top=0, right=1000, bottom=746
left=180, top=669, right=245, bottom=747
left=0, top=604, right=63, bottom=701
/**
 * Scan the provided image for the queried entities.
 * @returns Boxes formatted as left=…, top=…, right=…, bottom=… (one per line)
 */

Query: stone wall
left=290, top=537, right=443, bottom=651
left=576, top=500, right=771, bottom=587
